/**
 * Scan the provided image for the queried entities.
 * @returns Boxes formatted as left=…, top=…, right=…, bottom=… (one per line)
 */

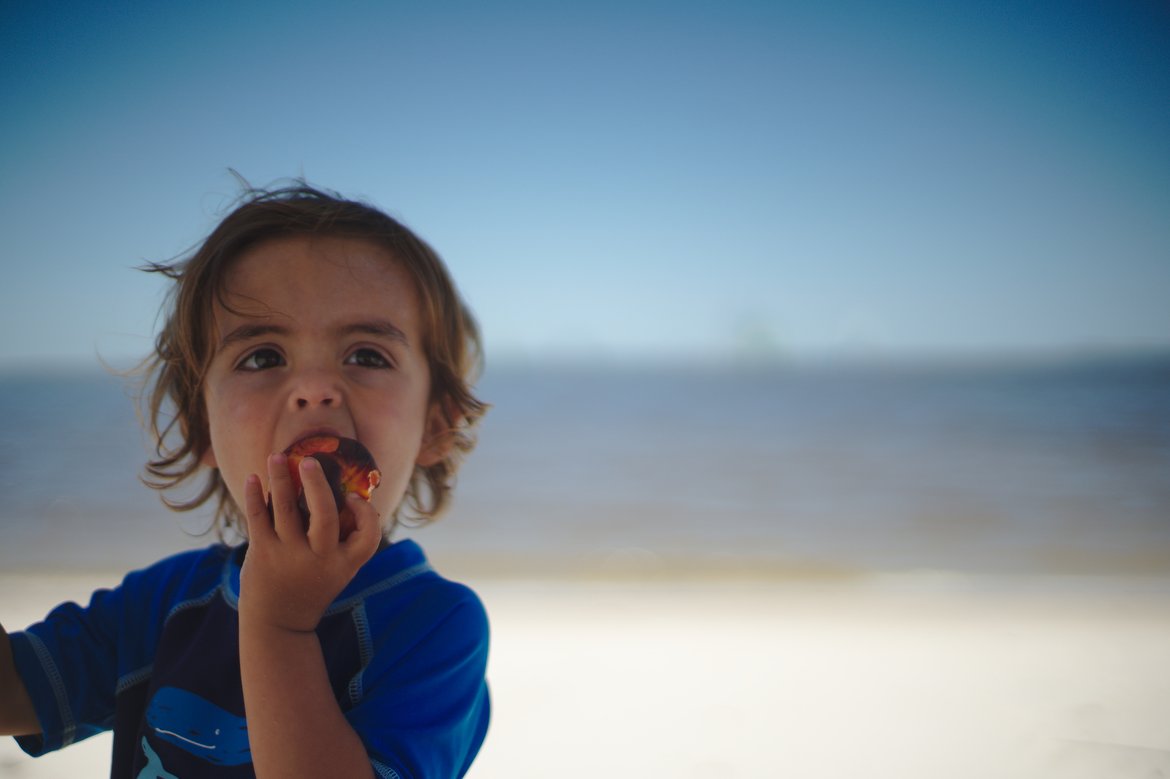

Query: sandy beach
left=2, top=569, right=1169, bottom=778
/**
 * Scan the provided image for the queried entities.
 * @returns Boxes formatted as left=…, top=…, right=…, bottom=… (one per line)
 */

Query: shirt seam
left=116, top=664, right=153, bottom=696
left=371, top=758, right=404, bottom=779
left=324, top=561, right=432, bottom=616
left=162, top=586, right=222, bottom=626
left=22, top=632, right=78, bottom=748
left=347, top=602, right=372, bottom=706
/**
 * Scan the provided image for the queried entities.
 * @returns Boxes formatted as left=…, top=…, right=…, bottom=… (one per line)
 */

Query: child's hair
left=138, top=181, right=487, bottom=537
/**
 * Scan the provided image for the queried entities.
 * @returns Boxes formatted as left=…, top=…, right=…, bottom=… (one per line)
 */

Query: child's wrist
left=238, top=606, right=321, bottom=637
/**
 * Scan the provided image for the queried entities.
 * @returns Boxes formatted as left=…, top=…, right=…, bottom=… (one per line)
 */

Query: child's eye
left=345, top=348, right=392, bottom=369
left=236, top=348, right=284, bottom=371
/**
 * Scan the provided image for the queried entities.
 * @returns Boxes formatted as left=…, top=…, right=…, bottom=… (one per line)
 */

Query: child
left=0, top=183, right=491, bottom=778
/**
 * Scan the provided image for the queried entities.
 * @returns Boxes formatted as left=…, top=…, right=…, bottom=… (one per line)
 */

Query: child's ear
left=416, top=399, right=459, bottom=468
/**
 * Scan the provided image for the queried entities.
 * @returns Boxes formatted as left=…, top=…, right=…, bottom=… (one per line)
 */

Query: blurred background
left=3, top=3, right=1170, bottom=778
left=1, top=0, right=1167, bottom=577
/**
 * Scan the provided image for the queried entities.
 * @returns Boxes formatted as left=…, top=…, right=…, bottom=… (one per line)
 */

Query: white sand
left=2, top=571, right=1169, bottom=778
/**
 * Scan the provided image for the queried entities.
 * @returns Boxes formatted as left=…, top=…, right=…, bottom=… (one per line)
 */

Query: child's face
left=200, top=233, right=444, bottom=528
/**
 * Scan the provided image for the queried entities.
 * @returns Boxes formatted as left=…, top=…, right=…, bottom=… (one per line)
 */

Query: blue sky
left=2, top=0, right=1168, bottom=369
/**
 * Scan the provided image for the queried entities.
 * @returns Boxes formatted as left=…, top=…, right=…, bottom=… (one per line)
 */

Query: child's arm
left=0, top=623, right=39, bottom=736
left=238, top=456, right=383, bottom=779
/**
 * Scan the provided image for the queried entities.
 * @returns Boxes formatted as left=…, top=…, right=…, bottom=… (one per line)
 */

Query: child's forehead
left=220, top=235, right=415, bottom=297
left=209, top=234, right=424, bottom=328
left=227, top=233, right=401, bottom=281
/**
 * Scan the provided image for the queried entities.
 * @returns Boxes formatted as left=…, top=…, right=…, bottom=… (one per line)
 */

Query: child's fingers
left=299, top=457, right=339, bottom=553
left=266, top=453, right=302, bottom=542
left=243, top=473, right=276, bottom=543
left=340, top=493, right=382, bottom=565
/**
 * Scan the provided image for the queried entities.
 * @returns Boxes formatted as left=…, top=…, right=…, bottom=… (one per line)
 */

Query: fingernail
left=301, top=457, right=319, bottom=472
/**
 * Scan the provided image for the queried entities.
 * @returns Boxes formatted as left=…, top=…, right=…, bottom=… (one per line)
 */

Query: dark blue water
left=1, top=359, right=1168, bottom=575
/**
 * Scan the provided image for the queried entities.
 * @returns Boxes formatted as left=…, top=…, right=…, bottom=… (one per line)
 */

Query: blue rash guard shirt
left=9, top=539, right=490, bottom=778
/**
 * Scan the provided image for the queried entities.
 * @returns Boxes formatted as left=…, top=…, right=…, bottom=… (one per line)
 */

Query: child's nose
left=296, top=394, right=334, bottom=409
left=291, top=370, right=342, bottom=409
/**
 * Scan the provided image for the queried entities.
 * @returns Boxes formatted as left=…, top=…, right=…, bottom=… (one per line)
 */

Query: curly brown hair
left=137, top=182, right=487, bottom=538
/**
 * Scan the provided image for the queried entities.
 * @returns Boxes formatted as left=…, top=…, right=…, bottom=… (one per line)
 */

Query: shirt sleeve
left=347, top=585, right=491, bottom=779
left=8, top=548, right=222, bottom=757
left=9, top=585, right=125, bottom=755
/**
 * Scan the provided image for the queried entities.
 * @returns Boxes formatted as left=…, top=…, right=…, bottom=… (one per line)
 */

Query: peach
left=274, top=434, right=381, bottom=539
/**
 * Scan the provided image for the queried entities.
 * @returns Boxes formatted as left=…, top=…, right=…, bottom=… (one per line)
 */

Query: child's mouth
left=270, top=434, right=382, bottom=539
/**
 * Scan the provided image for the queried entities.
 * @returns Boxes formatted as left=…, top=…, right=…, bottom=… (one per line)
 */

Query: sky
left=2, top=0, right=1168, bottom=370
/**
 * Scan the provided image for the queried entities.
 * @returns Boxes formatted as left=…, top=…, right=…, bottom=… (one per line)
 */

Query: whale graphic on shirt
left=144, top=686, right=252, bottom=766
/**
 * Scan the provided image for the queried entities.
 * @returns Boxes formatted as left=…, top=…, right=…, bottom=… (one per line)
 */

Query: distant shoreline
left=3, top=347, right=1170, bottom=379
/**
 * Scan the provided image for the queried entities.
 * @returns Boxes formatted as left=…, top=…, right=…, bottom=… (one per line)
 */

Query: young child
left=0, top=183, right=491, bottom=778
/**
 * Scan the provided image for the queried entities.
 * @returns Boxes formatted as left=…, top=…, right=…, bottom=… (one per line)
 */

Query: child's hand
left=238, top=453, right=382, bottom=633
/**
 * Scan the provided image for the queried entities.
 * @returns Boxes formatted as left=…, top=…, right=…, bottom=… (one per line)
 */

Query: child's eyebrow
left=339, top=320, right=410, bottom=346
left=217, top=320, right=410, bottom=351
left=218, top=323, right=289, bottom=351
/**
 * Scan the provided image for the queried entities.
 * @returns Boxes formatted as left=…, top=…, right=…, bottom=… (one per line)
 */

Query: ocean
left=1, top=358, right=1168, bottom=577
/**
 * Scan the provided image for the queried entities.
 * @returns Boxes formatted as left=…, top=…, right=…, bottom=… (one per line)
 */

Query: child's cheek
left=367, top=461, right=411, bottom=520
